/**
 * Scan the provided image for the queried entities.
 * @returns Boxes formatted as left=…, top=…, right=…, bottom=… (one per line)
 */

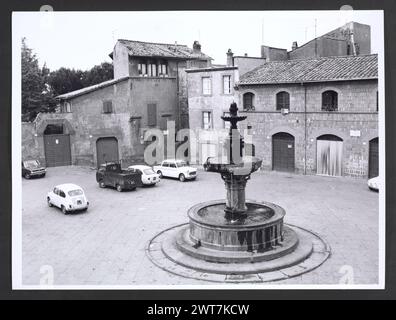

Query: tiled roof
left=56, top=77, right=130, bottom=100
left=238, top=54, right=378, bottom=85
left=114, top=39, right=212, bottom=60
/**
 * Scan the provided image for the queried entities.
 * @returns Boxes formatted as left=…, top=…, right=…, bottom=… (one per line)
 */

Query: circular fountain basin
left=174, top=199, right=298, bottom=263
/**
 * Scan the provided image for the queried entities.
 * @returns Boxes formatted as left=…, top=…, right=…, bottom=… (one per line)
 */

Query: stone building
left=22, top=40, right=212, bottom=167
left=185, top=50, right=266, bottom=163
left=237, top=54, right=378, bottom=178
left=261, top=21, right=371, bottom=61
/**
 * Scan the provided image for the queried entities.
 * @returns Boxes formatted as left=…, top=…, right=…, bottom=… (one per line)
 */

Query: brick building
left=237, top=54, right=378, bottom=178
left=22, top=40, right=212, bottom=167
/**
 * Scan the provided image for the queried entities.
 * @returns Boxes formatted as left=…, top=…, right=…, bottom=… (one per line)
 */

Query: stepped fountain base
left=146, top=200, right=331, bottom=283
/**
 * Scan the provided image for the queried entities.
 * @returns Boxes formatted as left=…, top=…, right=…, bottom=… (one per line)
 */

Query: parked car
left=96, top=161, right=142, bottom=191
left=153, top=159, right=197, bottom=182
left=47, top=183, right=89, bottom=214
left=368, top=176, right=379, bottom=192
left=203, top=157, right=215, bottom=172
left=22, top=160, right=46, bottom=179
left=127, top=165, right=160, bottom=186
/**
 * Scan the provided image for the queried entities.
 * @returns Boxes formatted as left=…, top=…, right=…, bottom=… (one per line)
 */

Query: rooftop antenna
left=314, top=19, right=318, bottom=57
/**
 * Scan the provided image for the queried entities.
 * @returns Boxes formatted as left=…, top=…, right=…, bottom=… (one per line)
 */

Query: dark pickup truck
left=96, top=162, right=142, bottom=192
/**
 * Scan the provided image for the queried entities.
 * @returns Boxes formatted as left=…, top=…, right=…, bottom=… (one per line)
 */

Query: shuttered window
left=103, top=100, right=113, bottom=114
left=202, top=77, right=211, bottom=95
left=147, top=104, right=157, bottom=126
left=223, top=75, right=231, bottom=94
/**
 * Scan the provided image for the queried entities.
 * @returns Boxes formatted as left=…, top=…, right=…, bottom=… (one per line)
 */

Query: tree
left=21, top=38, right=48, bottom=121
left=82, top=62, right=113, bottom=87
left=48, top=67, right=85, bottom=96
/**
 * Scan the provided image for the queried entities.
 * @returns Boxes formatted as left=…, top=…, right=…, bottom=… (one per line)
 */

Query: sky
left=13, top=10, right=383, bottom=71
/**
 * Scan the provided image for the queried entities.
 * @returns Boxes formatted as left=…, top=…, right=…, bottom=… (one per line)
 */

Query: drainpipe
left=303, top=82, right=307, bottom=175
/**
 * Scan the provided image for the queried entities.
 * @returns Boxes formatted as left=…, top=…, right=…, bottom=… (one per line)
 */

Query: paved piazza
left=21, top=166, right=379, bottom=286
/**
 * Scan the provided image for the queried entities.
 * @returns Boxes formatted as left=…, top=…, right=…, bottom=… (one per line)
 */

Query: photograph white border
left=11, top=10, right=385, bottom=290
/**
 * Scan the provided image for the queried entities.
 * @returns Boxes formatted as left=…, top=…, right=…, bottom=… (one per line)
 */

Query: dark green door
left=272, top=132, right=295, bottom=172
left=96, top=137, right=119, bottom=168
left=44, top=134, right=72, bottom=167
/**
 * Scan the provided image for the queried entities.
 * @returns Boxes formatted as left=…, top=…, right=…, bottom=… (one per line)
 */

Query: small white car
left=127, top=165, right=160, bottom=186
left=47, top=183, right=89, bottom=214
left=153, top=159, right=197, bottom=182
left=368, top=176, right=380, bottom=192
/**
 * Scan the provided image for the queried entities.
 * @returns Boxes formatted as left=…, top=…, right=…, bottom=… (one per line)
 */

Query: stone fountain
left=147, top=102, right=330, bottom=283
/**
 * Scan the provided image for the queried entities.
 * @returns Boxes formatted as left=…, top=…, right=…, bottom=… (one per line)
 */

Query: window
left=138, top=61, right=147, bottom=76
left=276, top=91, right=290, bottom=110
left=147, top=103, right=157, bottom=126
left=202, top=111, right=212, bottom=130
left=60, top=102, right=71, bottom=113
left=170, top=163, right=177, bottom=168
left=322, top=90, right=338, bottom=111
left=223, top=75, right=231, bottom=94
left=148, top=63, right=157, bottom=77
left=202, top=77, right=211, bottom=95
left=103, top=100, right=113, bottom=114
left=159, top=61, right=168, bottom=76
left=59, top=190, right=66, bottom=198
left=243, top=92, right=255, bottom=111
left=162, top=162, right=169, bottom=167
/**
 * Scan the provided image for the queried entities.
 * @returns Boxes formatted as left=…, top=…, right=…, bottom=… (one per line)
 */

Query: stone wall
left=236, top=79, right=378, bottom=177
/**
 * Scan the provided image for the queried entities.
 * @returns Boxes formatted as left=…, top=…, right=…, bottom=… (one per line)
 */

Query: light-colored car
left=153, top=159, right=197, bottom=182
left=368, top=176, right=379, bottom=191
left=127, top=165, right=160, bottom=186
left=47, top=183, right=89, bottom=214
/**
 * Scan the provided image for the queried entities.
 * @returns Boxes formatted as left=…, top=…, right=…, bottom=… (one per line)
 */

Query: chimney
left=193, top=40, right=201, bottom=54
left=226, top=48, right=234, bottom=66
left=244, top=53, right=248, bottom=57
left=292, top=41, right=298, bottom=51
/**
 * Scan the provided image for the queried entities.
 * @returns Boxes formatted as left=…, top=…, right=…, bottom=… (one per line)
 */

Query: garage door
left=369, top=137, right=379, bottom=178
left=272, top=132, right=295, bottom=172
left=316, top=134, right=343, bottom=176
left=96, top=137, right=119, bottom=167
left=44, top=134, right=72, bottom=167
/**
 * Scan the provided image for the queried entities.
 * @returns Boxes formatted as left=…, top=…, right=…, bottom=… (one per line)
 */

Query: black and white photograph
left=12, top=8, right=384, bottom=289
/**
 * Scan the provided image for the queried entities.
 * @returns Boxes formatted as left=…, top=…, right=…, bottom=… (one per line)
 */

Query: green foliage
left=21, top=38, right=114, bottom=121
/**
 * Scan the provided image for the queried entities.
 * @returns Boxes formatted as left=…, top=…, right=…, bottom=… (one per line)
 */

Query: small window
left=202, top=77, right=211, bottom=95
left=202, top=111, right=212, bottom=130
left=223, top=75, right=231, bottom=94
left=170, top=163, right=177, bottom=168
left=159, top=62, right=168, bottom=76
left=103, top=100, right=113, bottom=114
left=322, top=90, right=338, bottom=111
left=276, top=91, right=290, bottom=110
left=61, top=102, right=72, bottom=113
left=53, top=187, right=59, bottom=195
left=59, top=190, right=66, bottom=198
left=243, top=92, right=254, bottom=111
left=162, top=162, right=169, bottom=167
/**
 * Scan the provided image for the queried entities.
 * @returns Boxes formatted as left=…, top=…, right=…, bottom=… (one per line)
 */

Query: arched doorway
left=272, top=132, right=295, bottom=172
left=316, top=134, right=343, bottom=176
left=43, top=124, right=72, bottom=167
left=368, top=137, right=379, bottom=178
left=96, top=137, right=119, bottom=167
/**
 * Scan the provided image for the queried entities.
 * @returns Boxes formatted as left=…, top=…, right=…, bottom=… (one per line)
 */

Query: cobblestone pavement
left=21, top=166, right=380, bottom=286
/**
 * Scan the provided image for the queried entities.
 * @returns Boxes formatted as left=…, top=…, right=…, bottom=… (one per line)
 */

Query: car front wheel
left=47, top=197, right=52, bottom=207
left=157, top=170, right=163, bottom=178
left=99, top=181, right=106, bottom=188
left=24, top=173, right=31, bottom=179
left=61, top=205, right=68, bottom=215
left=179, top=174, right=185, bottom=182
left=116, top=184, right=123, bottom=192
